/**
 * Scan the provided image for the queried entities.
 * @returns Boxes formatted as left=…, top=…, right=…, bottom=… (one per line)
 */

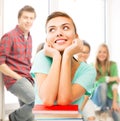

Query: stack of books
left=33, top=104, right=83, bottom=121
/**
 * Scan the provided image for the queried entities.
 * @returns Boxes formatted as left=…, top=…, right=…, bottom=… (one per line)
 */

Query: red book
left=33, top=104, right=79, bottom=114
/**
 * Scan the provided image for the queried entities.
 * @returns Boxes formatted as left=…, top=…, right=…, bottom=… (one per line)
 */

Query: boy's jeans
left=8, top=77, right=35, bottom=121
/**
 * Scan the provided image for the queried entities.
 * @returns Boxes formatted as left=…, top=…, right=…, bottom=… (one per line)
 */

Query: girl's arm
left=35, top=44, right=62, bottom=106
left=107, top=62, right=120, bottom=83
left=57, top=38, right=85, bottom=105
left=105, top=76, right=120, bottom=83
left=112, top=85, right=120, bottom=112
left=0, top=63, right=22, bottom=80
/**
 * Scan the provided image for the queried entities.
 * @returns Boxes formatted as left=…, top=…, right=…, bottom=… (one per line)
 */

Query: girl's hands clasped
left=44, top=42, right=61, bottom=59
left=64, top=38, right=83, bottom=57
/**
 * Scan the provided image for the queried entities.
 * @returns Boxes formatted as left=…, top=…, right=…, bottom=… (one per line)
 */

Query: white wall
left=111, top=0, right=120, bottom=70
left=107, top=0, right=120, bottom=93
left=0, top=0, right=3, bottom=37
left=57, top=0, right=105, bottom=63
left=106, top=0, right=120, bottom=75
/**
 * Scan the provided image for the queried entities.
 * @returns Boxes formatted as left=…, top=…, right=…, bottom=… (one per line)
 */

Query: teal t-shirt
left=31, top=50, right=96, bottom=107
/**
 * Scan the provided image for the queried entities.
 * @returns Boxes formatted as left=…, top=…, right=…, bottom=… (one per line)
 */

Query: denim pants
left=8, top=77, right=35, bottom=121
left=91, top=82, right=120, bottom=121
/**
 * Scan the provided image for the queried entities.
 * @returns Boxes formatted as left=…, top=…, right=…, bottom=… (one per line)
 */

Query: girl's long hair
left=95, top=44, right=111, bottom=80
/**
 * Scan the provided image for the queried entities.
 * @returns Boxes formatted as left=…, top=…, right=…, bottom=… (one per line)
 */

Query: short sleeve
left=30, top=50, right=52, bottom=78
left=72, top=62, right=96, bottom=95
left=110, top=61, right=118, bottom=76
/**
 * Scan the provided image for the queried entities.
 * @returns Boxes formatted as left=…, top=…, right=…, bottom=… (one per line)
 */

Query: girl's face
left=46, top=17, right=77, bottom=52
left=97, top=46, right=108, bottom=62
left=75, top=45, right=90, bottom=62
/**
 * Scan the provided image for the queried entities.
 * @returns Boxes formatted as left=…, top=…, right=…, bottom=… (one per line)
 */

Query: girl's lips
left=55, top=39, right=67, bottom=44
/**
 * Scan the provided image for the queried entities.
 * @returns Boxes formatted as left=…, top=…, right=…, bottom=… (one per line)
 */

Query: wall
left=110, top=0, right=120, bottom=71
left=108, top=0, right=120, bottom=93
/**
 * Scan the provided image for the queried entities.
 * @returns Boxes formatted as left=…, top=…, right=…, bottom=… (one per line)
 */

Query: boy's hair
left=18, top=5, right=36, bottom=19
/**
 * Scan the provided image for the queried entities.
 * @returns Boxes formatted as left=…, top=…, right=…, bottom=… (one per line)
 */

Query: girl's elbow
left=39, top=93, right=55, bottom=106
left=42, top=99, right=54, bottom=106
left=57, top=97, right=72, bottom=105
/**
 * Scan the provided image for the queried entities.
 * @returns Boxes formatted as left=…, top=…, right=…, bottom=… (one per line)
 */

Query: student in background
left=91, top=43, right=120, bottom=121
left=0, top=5, right=36, bottom=121
left=30, top=11, right=96, bottom=118
left=75, top=40, right=96, bottom=121
left=75, top=40, right=90, bottom=63
left=36, top=42, right=45, bottom=54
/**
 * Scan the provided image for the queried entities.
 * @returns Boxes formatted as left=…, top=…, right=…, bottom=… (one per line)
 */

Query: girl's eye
left=49, top=28, right=55, bottom=32
left=63, top=26, right=69, bottom=30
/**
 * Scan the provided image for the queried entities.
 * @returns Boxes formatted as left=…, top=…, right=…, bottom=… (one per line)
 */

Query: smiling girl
left=31, top=12, right=96, bottom=116
left=91, top=43, right=120, bottom=121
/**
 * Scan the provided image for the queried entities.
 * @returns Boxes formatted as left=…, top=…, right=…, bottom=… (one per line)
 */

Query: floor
left=4, top=103, right=113, bottom=121
left=4, top=103, right=19, bottom=121
left=95, top=110, right=113, bottom=121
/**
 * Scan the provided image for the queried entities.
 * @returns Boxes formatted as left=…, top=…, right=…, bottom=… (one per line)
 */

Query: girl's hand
left=44, top=42, right=61, bottom=58
left=64, top=38, right=83, bottom=57
left=116, top=77, right=120, bottom=83
left=111, top=101, right=120, bottom=112
left=110, top=77, right=120, bottom=83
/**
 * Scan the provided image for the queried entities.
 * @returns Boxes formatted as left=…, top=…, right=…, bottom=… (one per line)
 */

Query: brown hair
left=83, top=40, right=91, bottom=52
left=18, top=5, right=36, bottom=19
left=45, top=11, right=77, bottom=34
left=95, top=44, right=111, bottom=80
left=36, top=42, right=45, bottom=53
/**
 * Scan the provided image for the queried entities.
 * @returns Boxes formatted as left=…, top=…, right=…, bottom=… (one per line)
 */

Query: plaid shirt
left=0, top=25, right=34, bottom=89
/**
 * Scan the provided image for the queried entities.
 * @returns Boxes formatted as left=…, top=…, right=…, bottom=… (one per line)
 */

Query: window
left=57, top=0, right=105, bottom=63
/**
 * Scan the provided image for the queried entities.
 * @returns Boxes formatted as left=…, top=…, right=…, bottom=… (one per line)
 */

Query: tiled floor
left=4, top=103, right=113, bottom=121
left=95, top=110, right=113, bottom=121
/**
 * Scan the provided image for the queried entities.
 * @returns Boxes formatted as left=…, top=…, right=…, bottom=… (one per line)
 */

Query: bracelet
left=105, top=76, right=110, bottom=83
left=112, top=83, right=118, bottom=90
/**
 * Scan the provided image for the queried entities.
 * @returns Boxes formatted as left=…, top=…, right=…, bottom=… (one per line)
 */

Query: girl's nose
left=57, top=33, right=62, bottom=37
left=56, top=29, right=63, bottom=37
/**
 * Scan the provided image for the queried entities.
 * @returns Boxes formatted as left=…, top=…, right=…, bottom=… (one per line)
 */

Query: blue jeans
left=8, top=77, right=35, bottom=121
left=91, top=82, right=120, bottom=121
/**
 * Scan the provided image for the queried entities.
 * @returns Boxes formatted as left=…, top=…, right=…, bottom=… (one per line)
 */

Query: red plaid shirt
left=0, top=25, right=34, bottom=89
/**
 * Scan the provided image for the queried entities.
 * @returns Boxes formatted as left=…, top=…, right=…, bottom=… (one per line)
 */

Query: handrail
left=0, top=73, right=5, bottom=121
